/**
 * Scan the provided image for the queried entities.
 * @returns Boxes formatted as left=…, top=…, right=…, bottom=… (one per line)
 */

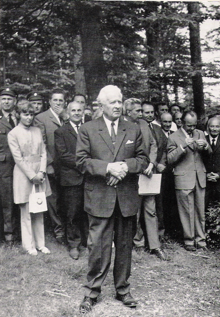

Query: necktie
left=211, top=138, right=216, bottom=150
left=8, top=113, right=15, bottom=128
left=75, top=124, right=79, bottom=133
left=111, top=122, right=116, bottom=145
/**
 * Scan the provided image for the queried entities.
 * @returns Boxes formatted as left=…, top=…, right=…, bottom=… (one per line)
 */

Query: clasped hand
left=207, top=172, right=219, bottom=182
left=107, top=162, right=128, bottom=186
left=185, top=137, right=194, bottom=147
left=32, top=172, right=45, bottom=185
left=195, top=139, right=207, bottom=150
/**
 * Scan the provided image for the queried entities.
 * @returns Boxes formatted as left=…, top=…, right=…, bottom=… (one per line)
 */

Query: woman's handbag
left=29, top=184, right=47, bottom=213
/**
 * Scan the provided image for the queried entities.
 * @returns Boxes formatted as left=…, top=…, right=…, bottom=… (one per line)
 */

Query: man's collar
left=103, top=115, right=119, bottom=125
left=2, top=109, right=16, bottom=117
left=209, top=134, right=219, bottom=140
left=181, top=127, right=191, bottom=138
left=70, top=120, right=81, bottom=127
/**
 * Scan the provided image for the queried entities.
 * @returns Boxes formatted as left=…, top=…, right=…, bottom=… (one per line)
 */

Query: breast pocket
left=125, top=143, right=135, bottom=157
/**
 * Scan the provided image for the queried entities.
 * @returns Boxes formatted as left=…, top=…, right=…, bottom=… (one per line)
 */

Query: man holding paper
left=124, top=98, right=168, bottom=261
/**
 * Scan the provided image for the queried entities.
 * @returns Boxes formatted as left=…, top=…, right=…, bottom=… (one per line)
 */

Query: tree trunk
left=145, top=2, right=161, bottom=102
left=76, top=2, right=107, bottom=104
left=73, top=35, right=87, bottom=97
left=188, top=2, right=204, bottom=119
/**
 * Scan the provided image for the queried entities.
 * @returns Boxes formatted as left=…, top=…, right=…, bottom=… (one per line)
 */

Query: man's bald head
left=161, top=112, right=172, bottom=132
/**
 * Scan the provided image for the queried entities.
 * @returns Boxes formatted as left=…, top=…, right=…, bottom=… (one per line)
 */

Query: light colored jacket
left=8, top=123, right=51, bottom=204
left=167, top=128, right=212, bottom=190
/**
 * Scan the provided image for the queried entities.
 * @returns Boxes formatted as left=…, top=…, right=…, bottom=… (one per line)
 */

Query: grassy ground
left=0, top=235, right=219, bottom=317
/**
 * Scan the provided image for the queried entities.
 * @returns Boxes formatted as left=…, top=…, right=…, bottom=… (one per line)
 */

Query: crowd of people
left=0, top=84, right=219, bottom=313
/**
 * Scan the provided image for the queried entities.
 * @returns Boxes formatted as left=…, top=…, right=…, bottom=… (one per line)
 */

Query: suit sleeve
left=7, top=131, right=36, bottom=180
left=149, top=129, right=158, bottom=165
left=34, top=116, right=53, bottom=166
left=39, top=129, right=47, bottom=173
left=167, top=135, right=186, bottom=165
left=76, top=125, right=109, bottom=177
left=54, top=129, right=77, bottom=169
left=124, top=127, right=149, bottom=173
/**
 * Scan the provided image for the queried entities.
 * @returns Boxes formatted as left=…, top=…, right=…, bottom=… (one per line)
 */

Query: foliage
left=206, top=201, right=220, bottom=249
left=0, top=1, right=219, bottom=105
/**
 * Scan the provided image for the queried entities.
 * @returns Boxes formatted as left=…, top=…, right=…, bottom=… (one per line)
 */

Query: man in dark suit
left=160, top=113, right=181, bottom=239
left=167, top=111, right=212, bottom=251
left=35, top=88, right=65, bottom=243
left=76, top=85, right=148, bottom=313
left=204, top=116, right=220, bottom=205
left=0, top=87, right=18, bottom=244
left=124, top=98, right=168, bottom=260
left=142, top=102, right=167, bottom=236
left=55, top=101, right=88, bottom=260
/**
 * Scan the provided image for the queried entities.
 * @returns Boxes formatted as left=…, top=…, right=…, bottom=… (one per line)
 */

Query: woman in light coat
left=8, top=100, right=51, bottom=255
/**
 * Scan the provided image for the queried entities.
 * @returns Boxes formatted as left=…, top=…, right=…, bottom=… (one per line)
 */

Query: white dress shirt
left=103, top=115, right=119, bottom=136
left=70, top=120, right=81, bottom=134
left=2, top=109, right=17, bottom=126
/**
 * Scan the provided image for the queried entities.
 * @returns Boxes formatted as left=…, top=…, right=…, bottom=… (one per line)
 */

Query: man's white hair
left=67, top=100, right=84, bottom=111
left=97, top=85, right=122, bottom=105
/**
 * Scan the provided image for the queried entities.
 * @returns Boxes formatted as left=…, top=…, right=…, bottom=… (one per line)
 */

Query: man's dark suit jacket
left=54, top=122, right=83, bottom=187
left=35, top=108, right=62, bottom=172
left=204, top=134, right=220, bottom=193
left=0, top=111, right=14, bottom=178
left=151, top=123, right=167, bottom=166
left=76, top=116, right=148, bottom=218
left=0, top=110, right=15, bottom=237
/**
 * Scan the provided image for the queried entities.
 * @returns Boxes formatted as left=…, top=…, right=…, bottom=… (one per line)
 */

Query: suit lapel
left=113, top=119, right=127, bottom=160
left=67, top=122, right=77, bottom=139
left=213, top=135, right=220, bottom=153
left=48, top=109, right=62, bottom=127
left=98, top=117, right=115, bottom=154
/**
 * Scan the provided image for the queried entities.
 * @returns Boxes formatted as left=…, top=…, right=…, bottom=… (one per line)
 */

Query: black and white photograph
left=0, top=1, right=220, bottom=316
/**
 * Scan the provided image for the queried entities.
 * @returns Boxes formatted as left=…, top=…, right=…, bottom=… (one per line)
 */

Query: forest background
left=0, top=0, right=220, bottom=119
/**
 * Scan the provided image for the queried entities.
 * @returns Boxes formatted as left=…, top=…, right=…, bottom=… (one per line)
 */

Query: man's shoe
left=79, top=296, right=97, bottom=313
left=151, top=248, right=170, bottom=261
left=69, top=248, right=79, bottom=260
left=115, top=292, right=137, bottom=308
left=184, top=245, right=196, bottom=252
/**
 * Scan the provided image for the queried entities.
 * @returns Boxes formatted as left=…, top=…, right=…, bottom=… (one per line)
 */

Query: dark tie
left=211, top=138, right=216, bottom=150
left=8, top=113, right=15, bottom=128
left=111, top=122, right=116, bottom=145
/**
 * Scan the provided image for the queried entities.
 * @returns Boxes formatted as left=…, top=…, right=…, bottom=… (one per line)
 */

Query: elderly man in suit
left=0, top=87, right=18, bottom=244
left=35, top=88, right=65, bottom=243
left=167, top=111, right=212, bottom=251
left=76, top=85, right=148, bottom=313
left=204, top=116, right=220, bottom=205
left=124, top=98, right=168, bottom=260
left=55, top=101, right=88, bottom=260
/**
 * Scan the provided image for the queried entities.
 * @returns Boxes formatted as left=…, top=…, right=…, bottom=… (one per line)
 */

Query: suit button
left=114, top=185, right=117, bottom=188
